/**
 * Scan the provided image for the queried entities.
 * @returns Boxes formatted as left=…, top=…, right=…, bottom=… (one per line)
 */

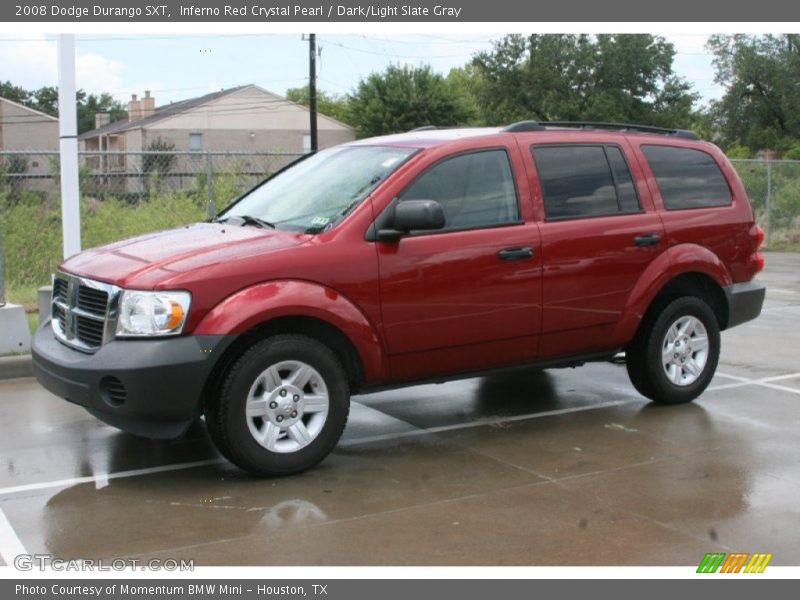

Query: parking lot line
left=0, top=400, right=629, bottom=498
left=0, top=506, right=27, bottom=565
left=709, top=371, right=800, bottom=394
left=0, top=458, right=223, bottom=497
left=339, top=400, right=628, bottom=447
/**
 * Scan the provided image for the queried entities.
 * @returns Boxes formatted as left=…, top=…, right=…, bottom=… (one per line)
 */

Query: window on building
left=642, top=145, right=732, bottom=210
left=531, top=145, right=641, bottom=220
left=398, top=149, right=520, bottom=232
left=189, top=133, right=203, bottom=152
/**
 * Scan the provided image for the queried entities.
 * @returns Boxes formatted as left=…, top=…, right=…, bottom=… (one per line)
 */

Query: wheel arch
left=193, top=280, right=388, bottom=408
left=613, top=244, right=733, bottom=344
left=200, top=314, right=369, bottom=415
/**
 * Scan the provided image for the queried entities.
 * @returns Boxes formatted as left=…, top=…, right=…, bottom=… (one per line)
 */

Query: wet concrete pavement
left=0, top=254, right=798, bottom=566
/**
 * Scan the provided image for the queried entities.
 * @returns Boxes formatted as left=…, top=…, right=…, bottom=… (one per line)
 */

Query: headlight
left=116, top=290, right=191, bottom=337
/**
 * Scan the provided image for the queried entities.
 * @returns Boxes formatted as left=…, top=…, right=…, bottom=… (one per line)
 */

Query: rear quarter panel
left=628, top=139, right=757, bottom=283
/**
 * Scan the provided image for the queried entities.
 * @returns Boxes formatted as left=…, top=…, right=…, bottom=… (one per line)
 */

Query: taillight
left=755, top=225, right=765, bottom=249
left=752, top=252, right=765, bottom=274
left=748, top=225, right=765, bottom=274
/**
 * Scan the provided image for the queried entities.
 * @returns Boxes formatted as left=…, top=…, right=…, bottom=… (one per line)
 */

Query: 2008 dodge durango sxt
left=32, top=121, right=766, bottom=476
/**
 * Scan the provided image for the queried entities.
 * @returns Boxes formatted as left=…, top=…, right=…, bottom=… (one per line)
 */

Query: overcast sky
left=0, top=33, right=723, bottom=108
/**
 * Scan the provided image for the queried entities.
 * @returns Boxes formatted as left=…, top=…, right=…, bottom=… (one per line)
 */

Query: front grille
left=53, top=278, right=69, bottom=301
left=51, top=273, right=119, bottom=353
left=77, top=287, right=109, bottom=316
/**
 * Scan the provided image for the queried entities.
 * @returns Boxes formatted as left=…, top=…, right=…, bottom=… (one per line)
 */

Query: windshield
left=220, top=145, right=416, bottom=233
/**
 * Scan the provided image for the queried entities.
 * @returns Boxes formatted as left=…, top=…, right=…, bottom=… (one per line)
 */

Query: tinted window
left=399, top=150, right=519, bottom=231
left=642, top=145, right=732, bottom=209
left=606, top=146, right=640, bottom=213
left=532, top=145, right=640, bottom=220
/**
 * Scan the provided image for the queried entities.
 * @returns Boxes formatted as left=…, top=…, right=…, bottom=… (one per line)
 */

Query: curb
left=0, top=354, right=34, bottom=380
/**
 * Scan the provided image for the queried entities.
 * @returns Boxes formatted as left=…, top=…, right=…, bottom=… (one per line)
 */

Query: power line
left=319, top=38, right=476, bottom=60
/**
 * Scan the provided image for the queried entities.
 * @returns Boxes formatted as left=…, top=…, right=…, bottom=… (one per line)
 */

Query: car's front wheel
left=206, top=334, right=350, bottom=476
left=626, top=296, right=721, bottom=405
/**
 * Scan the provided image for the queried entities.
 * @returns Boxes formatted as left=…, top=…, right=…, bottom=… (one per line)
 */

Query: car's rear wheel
left=206, top=334, right=350, bottom=476
left=626, top=296, right=720, bottom=405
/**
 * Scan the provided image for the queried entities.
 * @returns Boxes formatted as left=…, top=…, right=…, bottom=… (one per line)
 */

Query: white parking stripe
left=0, top=506, right=27, bottom=566
left=0, top=401, right=630, bottom=498
left=1, top=371, right=796, bottom=499
left=340, top=400, right=627, bottom=446
left=0, top=458, right=223, bottom=497
left=708, top=372, right=800, bottom=393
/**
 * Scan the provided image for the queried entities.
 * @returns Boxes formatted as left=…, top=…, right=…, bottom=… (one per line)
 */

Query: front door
left=375, top=146, right=543, bottom=381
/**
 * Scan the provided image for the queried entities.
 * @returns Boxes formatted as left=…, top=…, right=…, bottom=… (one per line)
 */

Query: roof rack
left=407, top=125, right=439, bottom=132
left=502, top=120, right=699, bottom=140
left=503, top=121, right=546, bottom=132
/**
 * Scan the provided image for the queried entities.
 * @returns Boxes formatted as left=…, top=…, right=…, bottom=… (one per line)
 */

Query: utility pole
left=309, top=33, right=318, bottom=153
left=57, top=34, right=81, bottom=258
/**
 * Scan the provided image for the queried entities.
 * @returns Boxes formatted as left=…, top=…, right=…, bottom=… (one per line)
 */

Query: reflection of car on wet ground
left=31, top=121, right=766, bottom=476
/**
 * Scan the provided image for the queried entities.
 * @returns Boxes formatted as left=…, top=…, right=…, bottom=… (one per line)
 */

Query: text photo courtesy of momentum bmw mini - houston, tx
left=0, top=0, right=799, bottom=594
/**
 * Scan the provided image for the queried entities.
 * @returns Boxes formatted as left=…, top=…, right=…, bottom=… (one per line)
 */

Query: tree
left=472, top=34, right=697, bottom=128
left=76, top=92, right=127, bottom=134
left=31, top=86, right=59, bottom=116
left=141, top=137, right=177, bottom=175
left=0, top=81, right=126, bottom=133
left=707, top=34, right=800, bottom=153
left=0, top=81, right=31, bottom=105
left=345, top=64, right=477, bottom=138
left=285, top=85, right=350, bottom=124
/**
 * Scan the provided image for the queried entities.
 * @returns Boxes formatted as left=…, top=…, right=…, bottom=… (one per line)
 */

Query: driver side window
left=398, top=149, right=520, bottom=232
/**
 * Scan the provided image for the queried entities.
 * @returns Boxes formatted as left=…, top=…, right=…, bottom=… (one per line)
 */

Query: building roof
left=78, top=85, right=249, bottom=140
left=0, top=96, right=59, bottom=122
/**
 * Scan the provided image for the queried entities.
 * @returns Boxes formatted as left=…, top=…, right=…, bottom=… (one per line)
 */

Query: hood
left=62, top=222, right=308, bottom=289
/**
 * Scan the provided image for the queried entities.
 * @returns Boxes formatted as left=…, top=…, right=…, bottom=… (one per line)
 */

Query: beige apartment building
left=78, top=84, right=354, bottom=194
left=0, top=97, right=59, bottom=193
left=80, top=84, right=354, bottom=155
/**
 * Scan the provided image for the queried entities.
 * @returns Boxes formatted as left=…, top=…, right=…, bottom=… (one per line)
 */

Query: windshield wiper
left=214, top=215, right=276, bottom=229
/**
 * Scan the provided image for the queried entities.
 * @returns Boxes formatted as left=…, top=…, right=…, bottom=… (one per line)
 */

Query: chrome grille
left=51, top=273, right=120, bottom=353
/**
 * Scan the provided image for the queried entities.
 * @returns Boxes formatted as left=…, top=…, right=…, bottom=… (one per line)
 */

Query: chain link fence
left=1, top=152, right=796, bottom=249
left=730, top=159, right=800, bottom=250
left=0, top=149, right=304, bottom=204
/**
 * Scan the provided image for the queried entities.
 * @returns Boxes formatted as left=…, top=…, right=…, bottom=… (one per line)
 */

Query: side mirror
left=377, top=200, right=445, bottom=242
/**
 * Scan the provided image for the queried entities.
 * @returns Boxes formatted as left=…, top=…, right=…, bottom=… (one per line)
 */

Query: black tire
left=626, top=296, right=720, bottom=405
left=205, top=334, right=350, bottom=476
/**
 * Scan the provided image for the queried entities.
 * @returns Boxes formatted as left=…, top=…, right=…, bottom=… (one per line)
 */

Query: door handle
left=498, top=247, right=535, bottom=261
left=633, top=233, right=661, bottom=247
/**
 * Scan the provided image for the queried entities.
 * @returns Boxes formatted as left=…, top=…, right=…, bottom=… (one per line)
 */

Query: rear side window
left=642, top=145, right=732, bottom=210
left=399, top=149, right=520, bottom=231
left=531, top=145, right=641, bottom=220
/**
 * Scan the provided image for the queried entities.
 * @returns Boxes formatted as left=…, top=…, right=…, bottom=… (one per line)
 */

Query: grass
left=1, top=175, right=240, bottom=312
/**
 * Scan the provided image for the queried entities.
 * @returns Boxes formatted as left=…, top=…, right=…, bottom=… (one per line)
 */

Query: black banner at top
left=2, top=0, right=800, bottom=22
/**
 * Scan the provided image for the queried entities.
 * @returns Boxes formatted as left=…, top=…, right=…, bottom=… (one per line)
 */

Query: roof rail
left=408, top=125, right=439, bottom=132
left=536, top=121, right=700, bottom=140
left=502, top=120, right=546, bottom=133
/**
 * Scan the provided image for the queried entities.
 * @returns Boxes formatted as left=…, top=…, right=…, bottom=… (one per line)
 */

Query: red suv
left=32, top=121, right=766, bottom=476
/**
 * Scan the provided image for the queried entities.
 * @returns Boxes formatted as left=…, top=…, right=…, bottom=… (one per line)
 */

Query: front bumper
left=724, top=280, right=766, bottom=329
left=32, top=324, right=234, bottom=439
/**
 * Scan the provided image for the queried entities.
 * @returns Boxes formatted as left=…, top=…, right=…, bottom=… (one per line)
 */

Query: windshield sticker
left=311, top=216, right=332, bottom=227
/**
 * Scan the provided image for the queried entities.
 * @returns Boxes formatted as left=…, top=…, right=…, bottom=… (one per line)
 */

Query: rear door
left=523, top=139, right=666, bottom=357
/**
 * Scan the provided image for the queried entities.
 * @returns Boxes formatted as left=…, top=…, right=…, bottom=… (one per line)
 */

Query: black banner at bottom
left=3, top=579, right=796, bottom=600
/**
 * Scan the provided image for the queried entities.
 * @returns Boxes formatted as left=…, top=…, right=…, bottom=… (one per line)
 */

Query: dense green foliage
left=344, top=64, right=476, bottom=137
left=284, top=85, right=350, bottom=124
left=471, top=34, right=697, bottom=127
left=0, top=81, right=127, bottom=134
left=707, top=35, right=800, bottom=154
